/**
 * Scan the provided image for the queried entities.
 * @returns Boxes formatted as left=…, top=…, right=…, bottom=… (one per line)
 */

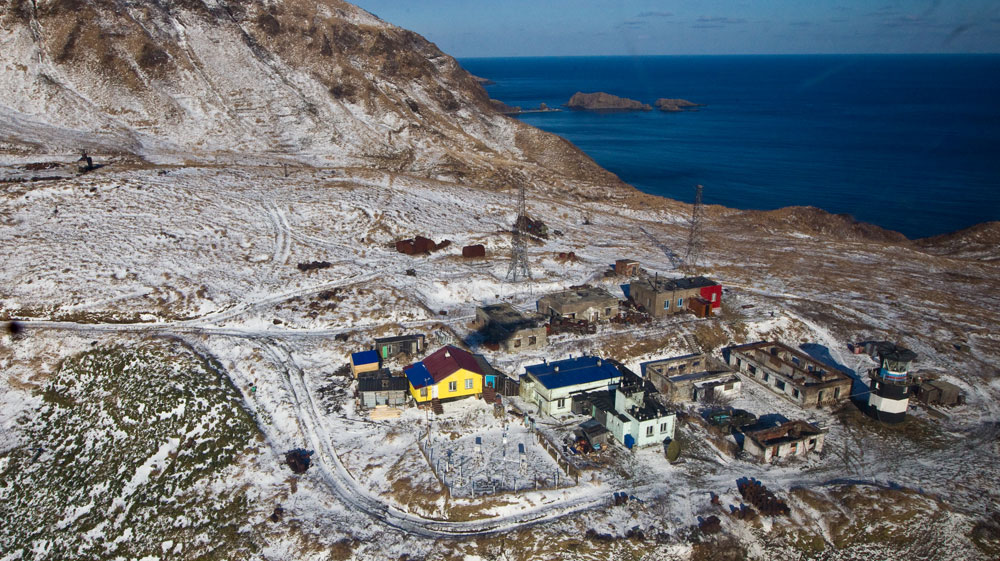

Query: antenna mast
left=684, top=184, right=704, bottom=273
left=506, top=180, right=532, bottom=282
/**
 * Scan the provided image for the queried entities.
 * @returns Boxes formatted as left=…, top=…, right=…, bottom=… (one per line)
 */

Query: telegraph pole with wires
left=684, top=184, right=704, bottom=274
left=506, top=180, right=532, bottom=283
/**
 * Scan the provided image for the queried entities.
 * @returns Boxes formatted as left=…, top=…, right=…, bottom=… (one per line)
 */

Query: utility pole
left=506, top=180, right=532, bottom=282
left=684, top=184, right=704, bottom=273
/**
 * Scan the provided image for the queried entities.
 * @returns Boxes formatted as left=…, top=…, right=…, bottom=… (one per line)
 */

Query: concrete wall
left=728, top=350, right=851, bottom=408
left=630, top=284, right=703, bottom=318
left=530, top=375, right=618, bottom=416
left=361, top=390, right=408, bottom=408
left=502, top=326, right=547, bottom=352
left=745, top=432, right=824, bottom=463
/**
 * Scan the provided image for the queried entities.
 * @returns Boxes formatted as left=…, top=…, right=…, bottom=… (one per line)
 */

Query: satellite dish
left=666, top=438, right=681, bottom=462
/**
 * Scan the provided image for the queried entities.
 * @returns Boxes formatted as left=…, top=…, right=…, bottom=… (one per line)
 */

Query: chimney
left=444, top=349, right=451, bottom=358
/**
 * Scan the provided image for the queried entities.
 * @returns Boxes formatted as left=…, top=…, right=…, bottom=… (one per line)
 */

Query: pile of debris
left=297, top=260, right=332, bottom=272
left=611, top=299, right=651, bottom=325
left=728, top=503, right=759, bottom=521
left=396, top=236, right=451, bottom=255
left=515, top=215, right=548, bottom=239
left=285, top=449, right=314, bottom=474
left=547, top=316, right=596, bottom=335
left=736, top=478, right=789, bottom=516
left=698, top=515, right=722, bottom=534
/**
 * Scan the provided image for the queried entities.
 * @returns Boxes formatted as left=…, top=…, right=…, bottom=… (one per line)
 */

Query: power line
left=684, top=184, right=704, bottom=273
left=506, top=180, right=532, bottom=282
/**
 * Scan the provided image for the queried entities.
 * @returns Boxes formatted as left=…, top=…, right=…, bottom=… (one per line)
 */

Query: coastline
left=464, top=54, right=1000, bottom=239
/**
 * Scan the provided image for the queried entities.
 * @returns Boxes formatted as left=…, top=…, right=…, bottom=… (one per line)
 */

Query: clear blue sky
left=352, top=1, right=1000, bottom=57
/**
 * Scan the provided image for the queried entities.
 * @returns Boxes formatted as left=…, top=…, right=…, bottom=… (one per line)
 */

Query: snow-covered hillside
left=0, top=0, right=621, bottom=194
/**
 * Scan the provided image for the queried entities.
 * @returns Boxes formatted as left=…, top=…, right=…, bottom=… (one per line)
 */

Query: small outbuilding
left=350, top=350, right=381, bottom=378
left=374, top=334, right=426, bottom=360
left=614, top=259, right=639, bottom=277
left=576, top=418, right=612, bottom=450
left=462, top=244, right=486, bottom=258
left=915, top=379, right=964, bottom=406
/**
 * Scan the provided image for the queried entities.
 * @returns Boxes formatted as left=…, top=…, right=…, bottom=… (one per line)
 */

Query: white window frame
left=448, top=381, right=457, bottom=392
left=465, top=378, right=474, bottom=390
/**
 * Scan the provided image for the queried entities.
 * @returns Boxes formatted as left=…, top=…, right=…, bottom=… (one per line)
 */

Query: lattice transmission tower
left=506, top=180, right=532, bottom=282
left=684, top=184, right=704, bottom=272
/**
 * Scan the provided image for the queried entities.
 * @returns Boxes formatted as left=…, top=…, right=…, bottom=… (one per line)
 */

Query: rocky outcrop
left=490, top=99, right=522, bottom=114
left=655, top=98, right=702, bottom=112
left=566, top=92, right=651, bottom=111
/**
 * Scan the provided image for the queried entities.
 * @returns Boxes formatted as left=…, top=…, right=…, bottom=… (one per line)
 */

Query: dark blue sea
left=460, top=55, right=1000, bottom=239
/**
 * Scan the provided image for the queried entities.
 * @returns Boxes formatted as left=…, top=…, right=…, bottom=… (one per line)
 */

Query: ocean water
left=460, top=55, right=1000, bottom=239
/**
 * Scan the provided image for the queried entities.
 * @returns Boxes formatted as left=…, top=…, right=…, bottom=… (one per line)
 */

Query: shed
left=614, top=259, right=639, bottom=276
left=350, top=350, right=380, bottom=378
left=687, top=297, right=713, bottom=318
left=374, top=334, right=426, bottom=360
left=577, top=419, right=611, bottom=449
left=917, top=379, right=963, bottom=406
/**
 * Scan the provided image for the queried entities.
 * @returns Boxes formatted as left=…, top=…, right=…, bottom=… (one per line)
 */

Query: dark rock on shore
left=566, top=92, right=651, bottom=111
left=655, top=98, right=702, bottom=112
left=490, top=99, right=522, bottom=114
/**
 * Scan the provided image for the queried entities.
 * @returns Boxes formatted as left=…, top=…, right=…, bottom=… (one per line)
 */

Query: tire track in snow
left=260, top=340, right=613, bottom=538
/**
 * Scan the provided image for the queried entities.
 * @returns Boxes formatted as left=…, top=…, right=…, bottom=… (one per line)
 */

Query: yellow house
left=404, top=345, right=484, bottom=403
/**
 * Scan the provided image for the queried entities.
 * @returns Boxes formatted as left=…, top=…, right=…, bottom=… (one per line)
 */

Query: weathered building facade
left=628, top=276, right=721, bottom=318
left=644, top=353, right=740, bottom=403
left=536, top=286, right=620, bottom=322
left=577, top=373, right=676, bottom=449
left=726, top=342, right=853, bottom=408
left=374, top=334, right=426, bottom=360
left=358, top=375, right=410, bottom=408
left=742, top=420, right=825, bottom=463
left=521, top=356, right=622, bottom=416
left=474, top=303, right=547, bottom=352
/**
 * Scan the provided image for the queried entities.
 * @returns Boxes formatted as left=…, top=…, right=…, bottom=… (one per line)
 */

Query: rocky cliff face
left=0, top=0, right=623, bottom=190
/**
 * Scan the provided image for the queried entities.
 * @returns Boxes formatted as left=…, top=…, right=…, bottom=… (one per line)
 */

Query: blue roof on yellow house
left=351, top=350, right=380, bottom=366
left=404, top=362, right=435, bottom=389
left=525, top=356, right=621, bottom=390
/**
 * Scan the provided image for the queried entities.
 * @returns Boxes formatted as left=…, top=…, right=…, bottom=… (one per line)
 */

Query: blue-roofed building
left=350, top=350, right=381, bottom=378
left=520, top=356, right=622, bottom=416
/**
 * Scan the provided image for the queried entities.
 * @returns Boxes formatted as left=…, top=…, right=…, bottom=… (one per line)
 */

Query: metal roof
left=526, top=356, right=621, bottom=390
left=638, top=275, right=718, bottom=293
left=374, top=334, right=425, bottom=344
left=351, top=350, right=380, bottom=366
left=358, top=376, right=410, bottom=393
left=404, top=362, right=434, bottom=389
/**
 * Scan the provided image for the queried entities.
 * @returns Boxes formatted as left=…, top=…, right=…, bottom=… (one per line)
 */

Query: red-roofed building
left=404, top=345, right=485, bottom=403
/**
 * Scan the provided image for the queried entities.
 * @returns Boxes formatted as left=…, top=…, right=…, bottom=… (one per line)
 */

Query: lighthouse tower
left=867, top=342, right=917, bottom=424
